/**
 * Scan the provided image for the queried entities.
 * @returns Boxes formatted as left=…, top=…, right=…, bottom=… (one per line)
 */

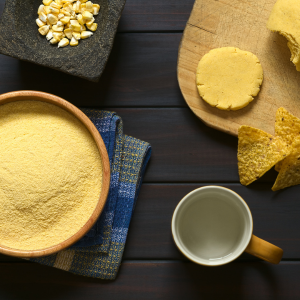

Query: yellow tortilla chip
left=274, top=107, right=300, bottom=171
left=272, top=137, right=300, bottom=191
left=238, top=125, right=289, bottom=186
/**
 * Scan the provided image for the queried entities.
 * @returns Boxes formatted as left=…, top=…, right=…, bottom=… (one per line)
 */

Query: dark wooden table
left=0, top=1, right=300, bottom=299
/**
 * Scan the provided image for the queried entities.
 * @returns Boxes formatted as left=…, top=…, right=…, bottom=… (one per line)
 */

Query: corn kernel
left=63, top=3, right=72, bottom=10
left=58, top=38, right=69, bottom=48
left=82, top=11, right=93, bottom=21
left=85, top=1, right=93, bottom=13
left=80, top=3, right=86, bottom=13
left=50, top=2, right=61, bottom=9
left=36, top=18, right=46, bottom=27
left=55, top=0, right=63, bottom=6
left=38, top=4, right=45, bottom=14
left=87, top=22, right=97, bottom=31
left=38, top=25, right=50, bottom=35
left=70, top=23, right=81, bottom=32
left=43, top=0, right=52, bottom=6
left=70, top=37, right=78, bottom=46
left=49, top=6, right=60, bottom=14
left=72, top=32, right=81, bottom=40
left=39, top=12, right=48, bottom=23
left=80, top=30, right=93, bottom=39
left=92, top=4, right=100, bottom=15
left=70, top=10, right=76, bottom=18
left=73, top=1, right=81, bottom=13
left=52, top=24, right=64, bottom=31
left=85, top=17, right=94, bottom=26
left=60, top=9, right=71, bottom=16
left=37, top=0, right=98, bottom=49
left=50, top=38, right=59, bottom=44
left=60, top=16, right=70, bottom=24
left=77, top=14, right=85, bottom=25
left=44, top=6, right=51, bottom=14
left=53, top=32, right=63, bottom=40
left=70, top=19, right=79, bottom=26
left=47, top=13, right=58, bottom=25
left=70, top=25, right=81, bottom=31
left=46, top=29, right=53, bottom=40
left=64, top=28, right=73, bottom=39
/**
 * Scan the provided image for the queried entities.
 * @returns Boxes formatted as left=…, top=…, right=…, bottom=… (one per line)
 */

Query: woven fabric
left=30, top=110, right=151, bottom=280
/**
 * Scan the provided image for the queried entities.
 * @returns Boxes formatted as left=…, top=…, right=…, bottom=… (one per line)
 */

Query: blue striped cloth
left=30, top=110, right=151, bottom=279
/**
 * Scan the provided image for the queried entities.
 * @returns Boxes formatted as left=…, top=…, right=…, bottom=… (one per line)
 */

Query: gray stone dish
left=0, top=0, right=126, bottom=82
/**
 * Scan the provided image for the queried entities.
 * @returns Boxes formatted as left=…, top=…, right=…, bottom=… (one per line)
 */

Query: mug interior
left=172, top=186, right=253, bottom=266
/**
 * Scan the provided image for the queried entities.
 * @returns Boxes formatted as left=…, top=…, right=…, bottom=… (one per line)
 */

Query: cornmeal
left=0, top=101, right=102, bottom=250
left=267, top=0, right=300, bottom=71
left=196, top=47, right=263, bottom=110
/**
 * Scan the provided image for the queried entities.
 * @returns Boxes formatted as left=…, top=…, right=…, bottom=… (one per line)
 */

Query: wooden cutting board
left=177, top=0, right=300, bottom=136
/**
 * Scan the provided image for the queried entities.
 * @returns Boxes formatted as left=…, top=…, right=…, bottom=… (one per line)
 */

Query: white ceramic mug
left=171, top=186, right=283, bottom=266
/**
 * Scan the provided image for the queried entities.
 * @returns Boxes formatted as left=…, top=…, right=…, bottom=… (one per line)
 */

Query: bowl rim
left=0, top=90, right=110, bottom=257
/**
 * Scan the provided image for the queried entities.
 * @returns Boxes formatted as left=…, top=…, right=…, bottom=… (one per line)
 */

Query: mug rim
left=171, top=185, right=253, bottom=266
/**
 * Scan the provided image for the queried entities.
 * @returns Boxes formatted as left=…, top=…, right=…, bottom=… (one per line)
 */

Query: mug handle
left=245, top=235, right=283, bottom=264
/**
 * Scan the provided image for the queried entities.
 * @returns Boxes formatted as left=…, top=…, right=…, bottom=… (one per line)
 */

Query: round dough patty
left=196, top=47, right=263, bottom=110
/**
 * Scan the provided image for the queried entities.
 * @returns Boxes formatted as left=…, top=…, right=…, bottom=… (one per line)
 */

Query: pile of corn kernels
left=36, top=0, right=100, bottom=48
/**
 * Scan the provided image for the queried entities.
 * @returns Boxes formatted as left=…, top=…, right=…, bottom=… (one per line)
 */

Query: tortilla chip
left=275, top=160, right=283, bottom=172
left=272, top=137, right=300, bottom=191
left=274, top=107, right=300, bottom=171
left=238, top=125, right=289, bottom=186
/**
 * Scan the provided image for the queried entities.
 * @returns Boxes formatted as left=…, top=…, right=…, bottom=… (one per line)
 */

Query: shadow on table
left=184, top=260, right=280, bottom=300
left=0, top=262, right=112, bottom=300
left=16, top=37, right=123, bottom=108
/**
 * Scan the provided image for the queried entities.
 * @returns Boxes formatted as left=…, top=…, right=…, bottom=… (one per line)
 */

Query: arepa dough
left=267, top=0, right=300, bottom=71
left=196, top=47, right=263, bottom=110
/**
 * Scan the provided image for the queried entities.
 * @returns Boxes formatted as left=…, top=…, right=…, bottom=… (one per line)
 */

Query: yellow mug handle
left=245, top=235, right=283, bottom=264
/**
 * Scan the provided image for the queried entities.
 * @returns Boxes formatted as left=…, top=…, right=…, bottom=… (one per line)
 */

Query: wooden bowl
left=0, top=91, right=110, bottom=258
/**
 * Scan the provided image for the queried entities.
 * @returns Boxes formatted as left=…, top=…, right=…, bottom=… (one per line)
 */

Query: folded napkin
left=30, top=110, right=151, bottom=280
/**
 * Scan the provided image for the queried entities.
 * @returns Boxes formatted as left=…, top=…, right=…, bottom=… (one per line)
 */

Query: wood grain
left=178, top=0, right=300, bottom=136
left=0, top=91, right=110, bottom=258
left=111, top=107, right=282, bottom=183
left=0, top=261, right=299, bottom=300
left=119, top=0, right=194, bottom=32
left=0, top=34, right=183, bottom=108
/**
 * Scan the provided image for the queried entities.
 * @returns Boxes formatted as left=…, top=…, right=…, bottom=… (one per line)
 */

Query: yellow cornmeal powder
left=0, top=101, right=103, bottom=250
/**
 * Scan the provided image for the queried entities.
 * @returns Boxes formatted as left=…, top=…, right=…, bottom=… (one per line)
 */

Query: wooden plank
left=177, top=0, right=300, bottom=136
left=0, top=0, right=193, bottom=32
left=123, top=183, right=300, bottom=260
left=0, top=183, right=299, bottom=262
left=119, top=0, right=194, bottom=32
left=111, top=107, right=279, bottom=183
left=0, top=33, right=184, bottom=107
left=0, top=106, right=278, bottom=183
left=0, top=261, right=299, bottom=299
